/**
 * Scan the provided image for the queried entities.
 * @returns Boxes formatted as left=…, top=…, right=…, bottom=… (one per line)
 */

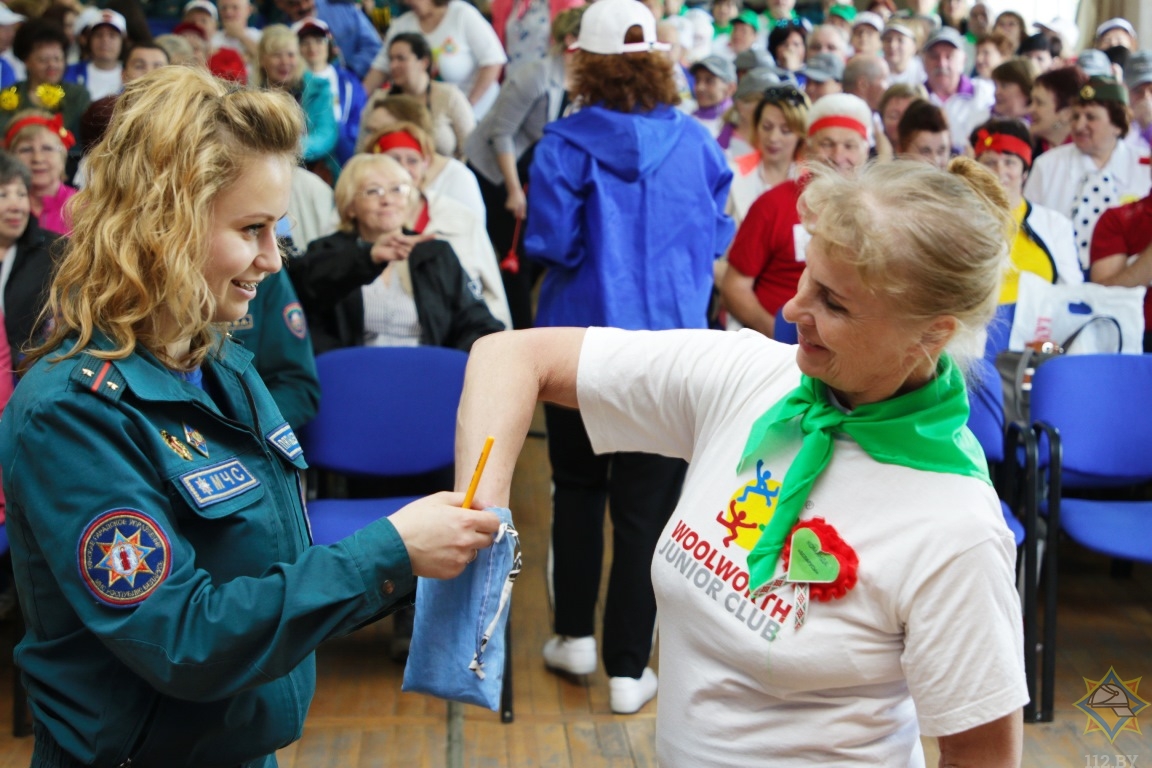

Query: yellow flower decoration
left=35, top=83, right=65, bottom=111
left=0, top=87, right=18, bottom=112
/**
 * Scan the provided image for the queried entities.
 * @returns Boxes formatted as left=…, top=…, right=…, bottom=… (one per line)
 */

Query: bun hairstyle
left=29, top=66, right=304, bottom=372
left=799, top=158, right=1012, bottom=368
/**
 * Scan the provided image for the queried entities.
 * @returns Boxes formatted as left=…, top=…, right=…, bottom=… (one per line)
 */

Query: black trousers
left=544, top=404, right=687, bottom=679
left=470, top=160, right=540, bottom=331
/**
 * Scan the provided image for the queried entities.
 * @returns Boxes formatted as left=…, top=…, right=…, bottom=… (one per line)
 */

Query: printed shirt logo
left=180, top=458, right=260, bottom=507
left=716, top=459, right=780, bottom=550
left=1075, top=666, right=1149, bottom=743
left=266, top=423, right=303, bottom=461
left=78, top=510, right=171, bottom=607
left=283, top=302, right=307, bottom=340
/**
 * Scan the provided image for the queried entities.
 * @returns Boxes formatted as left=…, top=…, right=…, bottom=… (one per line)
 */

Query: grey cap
left=734, top=48, right=775, bottom=72
left=801, top=52, right=845, bottom=83
left=690, top=54, right=737, bottom=83
left=1125, top=50, right=1152, bottom=90
left=923, top=25, right=965, bottom=51
left=881, top=21, right=916, bottom=41
left=734, top=67, right=781, bottom=100
left=1078, top=48, right=1113, bottom=77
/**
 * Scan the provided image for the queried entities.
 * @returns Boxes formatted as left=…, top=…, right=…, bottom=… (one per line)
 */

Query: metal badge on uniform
left=179, top=458, right=261, bottom=507
left=161, top=430, right=193, bottom=461
left=283, top=302, right=307, bottom=340
left=266, top=423, right=303, bottom=461
left=78, top=509, right=172, bottom=608
left=183, top=423, right=209, bottom=458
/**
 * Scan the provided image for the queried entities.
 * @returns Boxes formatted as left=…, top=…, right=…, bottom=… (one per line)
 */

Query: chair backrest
left=966, top=358, right=1005, bottom=464
left=984, top=302, right=1015, bottom=362
left=1030, top=353, right=1152, bottom=483
left=774, top=307, right=797, bottom=344
left=301, top=346, right=469, bottom=477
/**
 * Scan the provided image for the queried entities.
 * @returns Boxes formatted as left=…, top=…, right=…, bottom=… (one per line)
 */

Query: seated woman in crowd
left=0, top=149, right=58, bottom=357
left=727, top=82, right=809, bottom=228
left=2, top=18, right=90, bottom=137
left=896, top=99, right=952, bottom=170
left=360, top=98, right=486, bottom=218
left=256, top=24, right=337, bottom=176
left=367, top=121, right=511, bottom=329
left=293, top=17, right=366, bottom=168
left=4, top=109, right=75, bottom=235
left=364, top=0, right=507, bottom=119
left=1025, top=75, right=1151, bottom=272
left=379, top=33, right=475, bottom=159
left=970, top=118, right=1082, bottom=312
left=289, top=153, right=503, bottom=354
left=456, top=158, right=1027, bottom=765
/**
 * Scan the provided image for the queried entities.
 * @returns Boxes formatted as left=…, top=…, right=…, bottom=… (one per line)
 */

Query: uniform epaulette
left=69, top=355, right=128, bottom=402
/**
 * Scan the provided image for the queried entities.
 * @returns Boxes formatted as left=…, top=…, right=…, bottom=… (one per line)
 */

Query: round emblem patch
left=78, top=509, right=172, bottom=607
left=283, top=302, right=307, bottom=340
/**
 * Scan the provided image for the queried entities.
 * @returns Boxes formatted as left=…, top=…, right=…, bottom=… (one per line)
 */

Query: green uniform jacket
left=0, top=333, right=415, bottom=767
left=226, top=268, right=321, bottom=432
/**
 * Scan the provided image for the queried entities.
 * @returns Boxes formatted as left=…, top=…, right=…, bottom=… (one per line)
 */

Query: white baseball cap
left=852, top=12, right=884, bottom=34
left=73, top=7, right=128, bottom=37
left=1095, top=18, right=1135, bottom=42
left=183, top=0, right=219, bottom=22
left=570, top=0, right=670, bottom=55
left=0, top=4, right=25, bottom=25
left=1033, top=17, right=1079, bottom=52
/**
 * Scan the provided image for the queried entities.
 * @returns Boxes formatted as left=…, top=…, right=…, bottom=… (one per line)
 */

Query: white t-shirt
left=82, top=63, right=122, bottom=102
left=375, top=0, right=507, bottom=118
left=577, top=327, right=1029, bottom=767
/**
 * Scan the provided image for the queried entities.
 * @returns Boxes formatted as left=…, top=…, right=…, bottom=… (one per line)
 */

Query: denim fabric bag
left=402, top=507, right=521, bottom=710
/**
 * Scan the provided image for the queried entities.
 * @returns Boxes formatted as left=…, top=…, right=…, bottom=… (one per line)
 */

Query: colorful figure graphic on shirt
left=718, top=459, right=780, bottom=550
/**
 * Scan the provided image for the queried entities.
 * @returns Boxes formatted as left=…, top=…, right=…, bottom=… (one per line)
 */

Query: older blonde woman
left=454, top=159, right=1028, bottom=766
left=3, top=108, right=75, bottom=234
left=256, top=23, right=337, bottom=168
left=0, top=65, right=498, bottom=768
left=288, top=153, right=503, bottom=353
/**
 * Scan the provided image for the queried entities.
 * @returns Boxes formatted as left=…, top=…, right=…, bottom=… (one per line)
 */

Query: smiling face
left=976, top=148, right=1025, bottom=203
left=348, top=164, right=414, bottom=241
left=925, top=43, right=964, bottom=97
left=692, top=68, right=732, bottom=109
left=203, top=155, right=293, bottom=323
left=808, top=125, right=868, bottom=173
left=783, top=235, right=937, bottom=408
left=993, top=80, right=1029, bottom=119
left=0, top=178, right=30, bottom=248
left=12, top=128, right=66, bottom=195
left=882, top=30, right=915, bottom=70
left=974, top=41, right=1003, bottom=79
left=262, top=42, right=299, bottom=86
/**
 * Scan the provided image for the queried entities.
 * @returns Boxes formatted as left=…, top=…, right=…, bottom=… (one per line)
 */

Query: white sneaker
left=542, top=635, right=597, bottom=675
left=609, top=667, right=658, bottom=714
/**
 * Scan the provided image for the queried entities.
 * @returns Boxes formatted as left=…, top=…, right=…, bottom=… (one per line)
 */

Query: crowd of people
left=0, top=0, right=1146, bottom=764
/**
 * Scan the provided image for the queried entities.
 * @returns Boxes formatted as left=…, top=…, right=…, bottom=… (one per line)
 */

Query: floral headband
left=4, top=113, right=75, bottom=151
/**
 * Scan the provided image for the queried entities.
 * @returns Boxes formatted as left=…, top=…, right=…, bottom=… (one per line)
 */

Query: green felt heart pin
left=786, top=527, right=839, bottom=584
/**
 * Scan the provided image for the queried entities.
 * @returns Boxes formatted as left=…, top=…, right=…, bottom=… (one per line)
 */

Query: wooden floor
left=0, top=410, right=1147, bottom=766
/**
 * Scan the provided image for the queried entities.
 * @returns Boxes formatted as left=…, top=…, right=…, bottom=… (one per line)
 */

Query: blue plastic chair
left=773, top=307, right=797, bottom=344
left=1029, top=353, right=1152, bottom=723
left=300, top=346, right=468, bottom=544
left=966, top=359, right=1042, bottom=721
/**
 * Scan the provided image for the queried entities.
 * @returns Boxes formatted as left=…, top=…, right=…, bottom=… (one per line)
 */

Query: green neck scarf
left=738, top=354, right=990, bottom=590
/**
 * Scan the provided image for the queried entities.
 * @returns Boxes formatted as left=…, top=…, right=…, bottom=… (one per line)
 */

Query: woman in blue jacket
left=524, top=0, right=733, bottom=716
left=0, top=65, right=499, bottom=768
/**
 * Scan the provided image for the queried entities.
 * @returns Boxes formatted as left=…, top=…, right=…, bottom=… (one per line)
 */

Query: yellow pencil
left=462, top=436, right=495, bottom=509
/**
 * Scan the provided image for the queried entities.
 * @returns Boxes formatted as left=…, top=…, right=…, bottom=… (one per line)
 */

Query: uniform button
left=381, top=580, right=395, bottom=595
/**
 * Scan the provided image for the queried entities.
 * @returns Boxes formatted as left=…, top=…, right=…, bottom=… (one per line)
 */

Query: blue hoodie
left=525, top=104, right=734, bottom=330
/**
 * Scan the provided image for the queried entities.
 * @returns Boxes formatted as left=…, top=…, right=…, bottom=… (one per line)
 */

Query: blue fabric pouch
left=402, top=507, right=521, bottom=711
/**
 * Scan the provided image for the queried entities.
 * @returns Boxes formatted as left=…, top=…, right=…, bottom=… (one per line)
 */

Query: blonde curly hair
left=28, top=66, right=304, bottom=372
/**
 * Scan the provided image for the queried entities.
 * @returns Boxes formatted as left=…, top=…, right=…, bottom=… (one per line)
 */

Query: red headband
left=4, top=113, right=75, bottom=151
left=972, top=129, right=1032, bottom=167
left=807, top=115, right=868, bottom=139
left=373, top=131, right=423, bottom=155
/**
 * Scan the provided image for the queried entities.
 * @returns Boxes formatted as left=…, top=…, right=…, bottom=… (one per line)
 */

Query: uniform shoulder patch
left=78, top=509, right=172, bottom=608
left=69, top=356, right=127, bottom=402
left=266, top=423, right=303, bottom=461
left=283, top=302, right=307, bottom=340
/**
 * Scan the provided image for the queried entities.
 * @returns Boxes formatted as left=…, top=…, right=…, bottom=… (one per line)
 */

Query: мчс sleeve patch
left=78, top=509, right=172, bottom=607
